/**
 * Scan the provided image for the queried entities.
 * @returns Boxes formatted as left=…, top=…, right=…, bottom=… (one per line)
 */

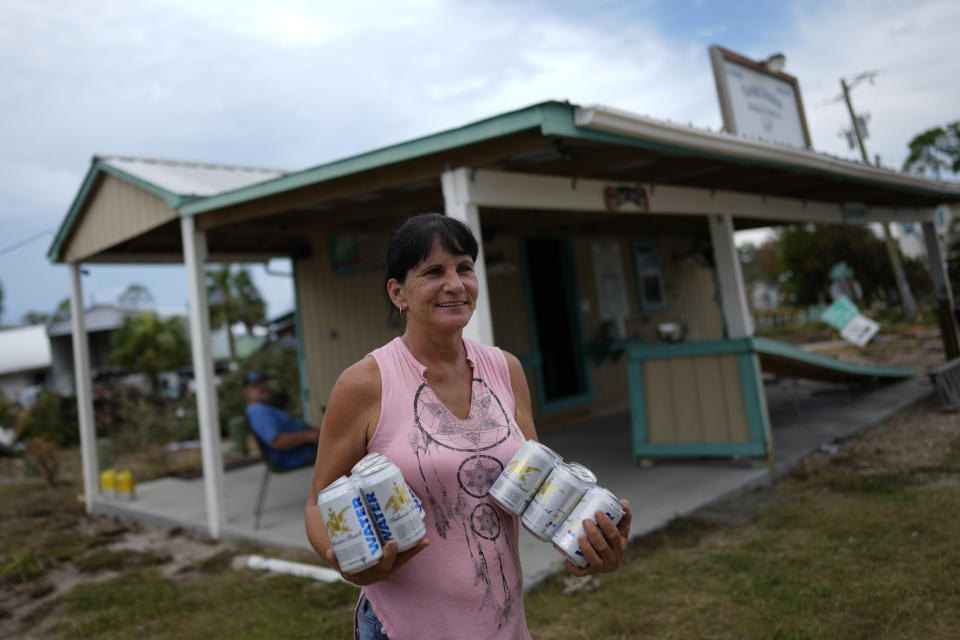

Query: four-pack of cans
left=317, top=453, right=426, bottom=574
left=489, top=440, right=625, bottom=568
left=319, top=441, right=624, bottom=574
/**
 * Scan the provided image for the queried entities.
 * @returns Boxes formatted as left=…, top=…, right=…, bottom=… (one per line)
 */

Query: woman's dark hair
left=383, top=213, right=479, bottom=321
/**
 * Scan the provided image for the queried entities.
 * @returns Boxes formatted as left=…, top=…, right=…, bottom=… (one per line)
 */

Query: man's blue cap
left=243, top=370, right=268, bottom=387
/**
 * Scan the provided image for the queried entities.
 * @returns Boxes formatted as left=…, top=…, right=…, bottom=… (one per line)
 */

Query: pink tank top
left=362, top=337, right=531, bottom=640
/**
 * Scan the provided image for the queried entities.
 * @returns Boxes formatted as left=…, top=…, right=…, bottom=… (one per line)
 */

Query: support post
left=708, top=213, right=754, bottom=338
left=441, top=167, right=495, bottom=345
left=68, top=264, right=98, bottom=513
left=923, top=221, right=960, bottom=360
left=180, top=215, right=226, bottom=539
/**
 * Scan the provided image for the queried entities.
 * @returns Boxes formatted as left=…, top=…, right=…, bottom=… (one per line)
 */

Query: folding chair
left=247, top=418, right=311, bottom=530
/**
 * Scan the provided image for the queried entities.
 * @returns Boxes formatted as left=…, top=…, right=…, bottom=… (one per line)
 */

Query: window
left=632, top=240, right=667, bottom=311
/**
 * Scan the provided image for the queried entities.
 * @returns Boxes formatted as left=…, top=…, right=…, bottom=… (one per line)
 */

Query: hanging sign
left=590, top=241, right=631, bottom=321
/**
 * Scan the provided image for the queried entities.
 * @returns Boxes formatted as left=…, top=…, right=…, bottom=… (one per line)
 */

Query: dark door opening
left=523, top=237, right=589, bottom=407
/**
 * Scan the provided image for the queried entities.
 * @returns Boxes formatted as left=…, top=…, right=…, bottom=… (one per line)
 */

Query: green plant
left=16, top=389, right=77, bottom=447
left=24, top=437, right=61, bottom=487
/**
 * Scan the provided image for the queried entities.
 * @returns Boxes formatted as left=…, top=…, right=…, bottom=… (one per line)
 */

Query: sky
left=1, top=0, right=958, bottom=326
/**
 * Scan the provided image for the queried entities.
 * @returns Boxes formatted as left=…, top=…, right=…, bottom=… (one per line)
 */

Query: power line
left=0, top=230, right=54, bottom=257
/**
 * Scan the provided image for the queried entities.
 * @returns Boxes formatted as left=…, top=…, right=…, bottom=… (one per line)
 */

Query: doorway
left=522, top=237, right=592, bottom=411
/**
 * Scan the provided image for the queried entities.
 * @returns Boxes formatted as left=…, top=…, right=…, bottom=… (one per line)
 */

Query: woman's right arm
left=303, top=357, right=428, bottom=585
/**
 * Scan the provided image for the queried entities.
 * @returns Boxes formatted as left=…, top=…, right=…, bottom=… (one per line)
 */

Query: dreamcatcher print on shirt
left=409, top=377, right=523, bottom=627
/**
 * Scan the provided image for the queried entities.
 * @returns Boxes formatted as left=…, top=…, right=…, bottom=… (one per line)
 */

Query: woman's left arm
left=504, top=350, right=632, bottom=576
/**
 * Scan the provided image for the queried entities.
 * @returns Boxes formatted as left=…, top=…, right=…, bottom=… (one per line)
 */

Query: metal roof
left=0, top=326, right=52, bottom=376
left=97, top=155, right=288, bottom=198
left=48, top=156, right=288, bottom=262
left=46, top=305, right=135, bottom=337
left=48, top=100, right=960, bottom=263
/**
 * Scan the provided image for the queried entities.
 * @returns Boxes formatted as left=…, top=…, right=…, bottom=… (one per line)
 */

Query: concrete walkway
left=94, top=374, right=933, bottom=591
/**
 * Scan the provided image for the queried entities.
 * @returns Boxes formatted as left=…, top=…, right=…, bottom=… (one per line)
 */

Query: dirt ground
left=0, top=326, right=956, bottom=638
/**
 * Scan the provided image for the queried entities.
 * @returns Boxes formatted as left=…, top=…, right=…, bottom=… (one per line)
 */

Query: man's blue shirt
left=246, top=403, right=316, bottom=470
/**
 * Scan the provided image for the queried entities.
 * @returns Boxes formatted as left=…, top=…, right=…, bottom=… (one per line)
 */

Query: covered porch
left=92, top=373, right=932, bottom=590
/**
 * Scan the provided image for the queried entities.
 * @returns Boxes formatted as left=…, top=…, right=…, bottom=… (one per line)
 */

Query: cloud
left=783, top=0, right=960, bottom=169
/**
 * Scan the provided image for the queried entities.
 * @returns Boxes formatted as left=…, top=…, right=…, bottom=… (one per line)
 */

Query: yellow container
left=116, top=470, right=135, bottom=501
left=100, top=468, right=116, bottom=499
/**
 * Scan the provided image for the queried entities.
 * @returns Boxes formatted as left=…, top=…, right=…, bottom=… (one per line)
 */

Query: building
left=48, top=101, right=960, bottom=539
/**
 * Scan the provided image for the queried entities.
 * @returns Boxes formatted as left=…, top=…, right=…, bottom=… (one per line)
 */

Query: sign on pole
left=709, top=45, right=812, bottom=149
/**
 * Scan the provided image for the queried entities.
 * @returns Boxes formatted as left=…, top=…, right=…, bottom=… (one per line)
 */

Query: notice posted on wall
left=820, top=296, right=880, bottom=347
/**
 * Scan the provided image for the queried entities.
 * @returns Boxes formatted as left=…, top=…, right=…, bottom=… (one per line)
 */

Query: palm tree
left=117, top=283, right=155, bottom=310
left=110, top=311, right=190, bottom=397
left=206, top=265, right=266, bottom=361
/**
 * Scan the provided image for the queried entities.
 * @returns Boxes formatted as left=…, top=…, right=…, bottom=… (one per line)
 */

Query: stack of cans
left=317, top=453, right=426, bottom=574
left=488, top=439, right=625, bottom=568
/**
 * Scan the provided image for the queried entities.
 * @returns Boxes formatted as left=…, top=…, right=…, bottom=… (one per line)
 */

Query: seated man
left=243, top=370, right=319, bottom=470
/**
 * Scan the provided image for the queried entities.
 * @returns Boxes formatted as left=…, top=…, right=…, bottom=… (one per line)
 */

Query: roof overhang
left=50, top=101, right=960, bottom=264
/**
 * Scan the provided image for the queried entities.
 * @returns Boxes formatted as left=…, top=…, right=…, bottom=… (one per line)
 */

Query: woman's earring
left=399, top=306, right=406, bottom=321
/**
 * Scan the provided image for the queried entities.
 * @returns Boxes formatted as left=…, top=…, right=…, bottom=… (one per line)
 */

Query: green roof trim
left=178, top=101, right=574, bottom=217
left=47, top=159, right=184, bottom=263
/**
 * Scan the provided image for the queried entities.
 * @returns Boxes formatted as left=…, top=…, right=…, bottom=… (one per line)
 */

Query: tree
left=110, top=311, right=190, bottom=397
left=21, top=311, right=50, bottom=325
left=51, top=298, right=71, bottom=322
left=738, top=238, right=783, bottom=284
left=117, top=283, right=155, bottom=310
left=206, top=266, right=266, bottom=361
left=778, top=224, right=892, bottom=306
left=902, top=121, right=960, bottom=178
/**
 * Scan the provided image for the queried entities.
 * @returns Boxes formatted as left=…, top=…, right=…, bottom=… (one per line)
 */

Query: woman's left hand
left=567, top=499, right=632, bottom=576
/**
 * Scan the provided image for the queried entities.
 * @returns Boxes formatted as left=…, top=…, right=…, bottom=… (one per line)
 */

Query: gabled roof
left=48, top=155, right=287, bottom=262
left=98, top=155, right=288, bottom=199
left=0, top=326, right=52, bottom=376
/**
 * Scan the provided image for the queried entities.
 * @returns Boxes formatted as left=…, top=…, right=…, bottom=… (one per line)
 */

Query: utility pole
left=840, top=75, right=918, bottom=320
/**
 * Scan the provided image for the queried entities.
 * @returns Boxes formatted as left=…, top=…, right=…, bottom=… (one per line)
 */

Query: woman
left=305, top=213, right=631, bottom=640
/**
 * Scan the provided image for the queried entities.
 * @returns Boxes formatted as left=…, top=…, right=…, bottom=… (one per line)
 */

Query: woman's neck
left=401, top=326, right=465, bottom=368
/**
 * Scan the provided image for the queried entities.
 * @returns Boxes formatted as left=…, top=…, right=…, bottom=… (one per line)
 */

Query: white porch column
left=68, top=264, right=98, bottom=513
left=180, top=215, right=226, bottom=539
left=923, top=220, right=960, bottom=359
left=441, top=168, right=495, bottom=345
left=708, top=213, right=754, bottom=338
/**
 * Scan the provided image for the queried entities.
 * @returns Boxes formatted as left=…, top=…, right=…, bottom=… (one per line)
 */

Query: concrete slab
left=92, top=374, right=934, bottom=592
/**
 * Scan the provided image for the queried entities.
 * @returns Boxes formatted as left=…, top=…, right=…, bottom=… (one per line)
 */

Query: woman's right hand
left=326, top=537, right=430, bottom=586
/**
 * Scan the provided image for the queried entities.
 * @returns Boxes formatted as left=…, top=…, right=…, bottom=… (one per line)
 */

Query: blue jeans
left=356, top=594, right=389, bottom=640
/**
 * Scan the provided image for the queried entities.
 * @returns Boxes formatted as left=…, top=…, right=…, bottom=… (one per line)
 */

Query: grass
left=524, top=464, right=960, bottom=639
left=2, top=405, right=958, bottom=639
left=54, top=569, right=361, bottom=639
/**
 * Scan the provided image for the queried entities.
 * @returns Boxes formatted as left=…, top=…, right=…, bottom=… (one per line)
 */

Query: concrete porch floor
left=93, top=374, right=934, bottom=591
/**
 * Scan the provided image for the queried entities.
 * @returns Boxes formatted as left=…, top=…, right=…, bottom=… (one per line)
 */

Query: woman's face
left=391, top=237, right=478, bottom=334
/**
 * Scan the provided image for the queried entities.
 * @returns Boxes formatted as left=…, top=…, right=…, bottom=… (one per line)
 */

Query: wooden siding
left=295, top=233, right=400, bottom=422
left=63, top=174, right=177, bottom=263
left=643, top=354, right=749, bottom=444
left=485, top=235, right=532, bottom=358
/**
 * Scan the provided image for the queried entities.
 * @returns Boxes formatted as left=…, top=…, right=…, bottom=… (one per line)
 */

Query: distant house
left=0, top=325, right=52, bottom=405
left=46, top=305, right=139, bottom=397
left=748, top=279, right=780, bottom=311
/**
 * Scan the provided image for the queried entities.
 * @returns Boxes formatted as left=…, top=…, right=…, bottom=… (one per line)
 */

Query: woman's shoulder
left=332, top=356, right=381, bottom=398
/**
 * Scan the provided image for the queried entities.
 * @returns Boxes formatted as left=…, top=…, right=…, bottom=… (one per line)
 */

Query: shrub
left=17, top=389, right=77, bottom=448
left=24, top=437, right=61, bottom=486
